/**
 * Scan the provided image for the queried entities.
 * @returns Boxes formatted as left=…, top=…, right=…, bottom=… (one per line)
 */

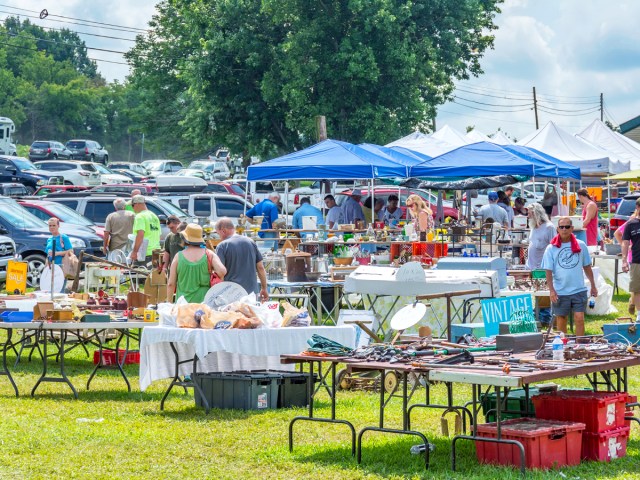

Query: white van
left=188, top=160, right=230, bottom=181
left=0, top=117, right=17, bottom=156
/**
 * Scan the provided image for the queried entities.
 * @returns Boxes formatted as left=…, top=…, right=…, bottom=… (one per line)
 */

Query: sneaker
left=629, top=303, right=636, bottom=315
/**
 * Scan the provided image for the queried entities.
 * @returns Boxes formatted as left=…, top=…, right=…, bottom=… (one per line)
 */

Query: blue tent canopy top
left=247, top=139, right=407, bottom=181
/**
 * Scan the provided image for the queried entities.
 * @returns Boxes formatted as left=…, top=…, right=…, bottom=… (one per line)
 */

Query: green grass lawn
left=0, top=295, right=638, bottom=479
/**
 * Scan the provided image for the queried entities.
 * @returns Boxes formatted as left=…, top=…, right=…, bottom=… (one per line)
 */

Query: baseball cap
left=131, top=194, right=146, bottom=204
left=488, top=192, right=498, bottom=201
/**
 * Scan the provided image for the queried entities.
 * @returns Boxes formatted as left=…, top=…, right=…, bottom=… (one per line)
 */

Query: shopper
left=125, top=188, right=142, bottom=212
left=380, top=194, right=402, bottom=226
left=577, top=188, right=599, bottom=247
left=161, top=215, right=185, bottom=272
left=504, top=185, right=515, bottom=206
left=541, top=216, right=597, bottom=336
left=476, top=192, right=509, bottom=228
left=497, top=190, right=514, bottom=227
left=292, top=197, right=324, bottom=232
left=45, top=217, right=73, bottom=267
left=342, top=189, right=365, bottom=225
left=621, top=198, right=640, bottom=319
left=405, top=194, right=433, bottom=241
left=167, top=224, right=226, bottom=303
left=526, top=203, right=556, bottom=326
left=513, top=197, right=528, bottom=217
left=541, top=185, right=558, bottom=216
left=215, top=217, right=269, bottom=301
left=246, top=192, right=280, bottom=249
left=129, top=195, right=161, bottom=264
left=615, top=215, right=637, bottom=315
left=103, top=198, right=135, bottom=254
left=324, top=194, right=344, bottom=229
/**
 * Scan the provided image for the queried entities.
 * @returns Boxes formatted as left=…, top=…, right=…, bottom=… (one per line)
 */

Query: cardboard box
left=33, top=302, right=54, bottom=320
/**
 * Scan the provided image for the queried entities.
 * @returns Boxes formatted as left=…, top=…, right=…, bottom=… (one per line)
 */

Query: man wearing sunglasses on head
left=541, top=216, right=597, bottom=336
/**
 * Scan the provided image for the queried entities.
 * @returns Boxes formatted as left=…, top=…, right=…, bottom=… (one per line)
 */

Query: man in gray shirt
left=215, top=217, right=268, bottom=301
left=476, top=191, right=509, bottom=227
left=103, top=198, right=135, bottom=253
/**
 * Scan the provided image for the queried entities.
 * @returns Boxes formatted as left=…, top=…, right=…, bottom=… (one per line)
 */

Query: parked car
left=34, top=185, right=90, bottom=197
left=65, top=139, right=109, bottom=164
left=110, top=168, right=149, bottom=183
left=28, top=141, right=72, bottom=161
left=159, top=193, right=252, bottom=224
left=17, top=199, right=106, bottom=238
left=187, top=160, right=230, bottom=181
left=34, top=160, right=101, bottom=187
left=0, top=234, right=16, bottom=284
left=0, top=183, right=29, bottom=197
left=289, top=180, right=365, bottom=213
left=89, top=183, right=158, bottom=195
left=0, top=156, right=64, bottom=193
left=202, top=182, right=247, bottom=199
left=0, top=196, right=103, bottom=287
left=45, top=193, right=188, bottom=240
left=610, top=192, right=640, bottom=234
left=171, top=168, right=214, bottom=181
left=337, top=187, right=459, bottom=220
left=92, top=164, right=132, bottom=184
left=108, top=162, right=150, bottom=176
left=142, top=159, right=183, bottom=176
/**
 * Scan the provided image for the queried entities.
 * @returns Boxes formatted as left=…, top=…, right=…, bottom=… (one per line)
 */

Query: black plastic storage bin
left=276, top=371, right=313, bottom=408
left=192, top=372, right=279, bottom=410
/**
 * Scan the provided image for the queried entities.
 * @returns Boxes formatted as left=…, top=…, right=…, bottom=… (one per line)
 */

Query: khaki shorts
left=630, top=264, right=640, bottom=293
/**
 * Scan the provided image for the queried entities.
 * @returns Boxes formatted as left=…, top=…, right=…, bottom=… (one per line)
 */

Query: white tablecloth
left=139, top=325, right=356, bottom=391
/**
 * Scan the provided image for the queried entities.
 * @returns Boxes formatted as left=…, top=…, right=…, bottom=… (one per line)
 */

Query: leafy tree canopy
left=127, top=0, right=502, bottom=158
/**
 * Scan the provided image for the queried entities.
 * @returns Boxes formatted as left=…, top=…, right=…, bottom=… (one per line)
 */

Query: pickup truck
left=0, top=234, right=16, bottom=285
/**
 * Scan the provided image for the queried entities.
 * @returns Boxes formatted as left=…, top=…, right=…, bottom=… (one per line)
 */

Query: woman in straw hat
left=167, top=223, right=226, bottom=303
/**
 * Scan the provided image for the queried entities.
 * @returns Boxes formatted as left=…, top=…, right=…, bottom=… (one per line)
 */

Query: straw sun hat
left=181, top=223, right=205, bottom=245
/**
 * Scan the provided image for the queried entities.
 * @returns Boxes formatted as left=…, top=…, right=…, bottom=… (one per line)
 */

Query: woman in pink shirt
left=578, top=188, right=598, bottom=246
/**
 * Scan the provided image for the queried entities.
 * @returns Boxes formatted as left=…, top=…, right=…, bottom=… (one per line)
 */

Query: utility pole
left=316, top=115, right=330, bottom=203
left=600, top=93, right=604, bottom=122
left=140, top=133, right=145, bottom=163
left=533, top=87, right=539, bottom=129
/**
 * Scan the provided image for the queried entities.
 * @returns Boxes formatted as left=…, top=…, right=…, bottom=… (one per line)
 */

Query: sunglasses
left=557, top=225, right=572, bottom=230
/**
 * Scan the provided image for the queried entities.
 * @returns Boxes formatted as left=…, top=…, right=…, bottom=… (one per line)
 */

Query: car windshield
left=12, top=158, right=38, bottom=171
left=42, top=203, right=94, bottom=226
left=32, top=142, right=49, bottom=148
left=66, top=141, right=86, bottom=149
left=189, top=162, right=215, bottom=172
left=94, top=164, right=113, bottom=174
left=153, top=198, right=188, bottom=218
left=231, top=184, right=244, bottom=195
left=0, top=199, right=47, bottom=229
left=143, top=161, right=165, bottom=172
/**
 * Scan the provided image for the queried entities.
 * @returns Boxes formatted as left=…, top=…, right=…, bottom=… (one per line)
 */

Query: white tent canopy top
left=490, top=131, right=515, bottom=145
left=430, top=124, right=470, bottom=146
left=578, top=119, right=640, bottom=171
left=385, top=135, right=458, bottom=158
left=465, top=130, right=492, bottom=143
left=517, top=120, right=630, bottom=174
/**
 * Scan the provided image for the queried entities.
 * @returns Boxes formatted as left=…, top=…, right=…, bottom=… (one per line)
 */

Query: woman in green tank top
left=167, top=224, right=226, bottom=303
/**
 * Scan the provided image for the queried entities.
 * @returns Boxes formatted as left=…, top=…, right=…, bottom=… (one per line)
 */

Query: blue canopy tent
left=500, top=145, right=581, bottom=180
left=409, top=142, right=543, bottom=178
left=247, top=139, right=407, bottom=181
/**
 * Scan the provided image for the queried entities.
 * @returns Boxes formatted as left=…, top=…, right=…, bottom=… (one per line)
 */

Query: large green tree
left=127, top=0, right=502, bottom=158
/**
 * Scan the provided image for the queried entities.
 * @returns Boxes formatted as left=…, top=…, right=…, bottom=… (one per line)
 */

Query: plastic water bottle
left=552, top=335, right=564, bottom=362
left=588, top=296, right=596, bottom=309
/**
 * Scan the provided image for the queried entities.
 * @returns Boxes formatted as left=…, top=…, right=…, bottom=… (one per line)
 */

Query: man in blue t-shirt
left=246, top=192, right=280, bottom=249
left=541, top=216, right=597, bottom=336
left=292, top=197, right=324, bottom=235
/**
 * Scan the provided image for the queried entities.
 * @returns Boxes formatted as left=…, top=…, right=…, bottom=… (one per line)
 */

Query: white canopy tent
left=430, top=124, right=470, bottom=146
left=385, top=136, right=457, bottom=158
left=465, top=130, right=492, bottom=143
left=490, top=131, right=515, bottom=145
left=578, top=119, right=640, bottom=171
left=517, top=121, right=630, bottom=174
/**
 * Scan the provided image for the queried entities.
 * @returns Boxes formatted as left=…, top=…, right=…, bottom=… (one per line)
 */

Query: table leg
left=1, top=328, right=19, bottom=397
left=87, top=329, right=131, bottom=392
left=160, top=342, right=209, bottom=414
left=31, top=330, right=78, bottom=399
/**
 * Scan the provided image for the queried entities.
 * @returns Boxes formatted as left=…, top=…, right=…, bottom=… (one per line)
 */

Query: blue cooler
left=450, top=322, right=486, bottom=342
left=602, top=323, right=640, bottom=345
left=436, top=257, right=508, bottom=289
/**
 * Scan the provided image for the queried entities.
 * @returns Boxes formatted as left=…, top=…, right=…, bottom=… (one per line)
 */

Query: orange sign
left=6, top=260, right=28, bottom=294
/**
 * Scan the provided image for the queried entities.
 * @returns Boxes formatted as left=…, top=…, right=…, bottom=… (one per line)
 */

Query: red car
left=338, top=187, right=459, bottom=220
left=89, top=183, right=158, bottom=195
left=203, top=181, right=248, bottom=200
left=33, top=185, right=89, bottom=196
left=17, top=199, right=106, bottom=238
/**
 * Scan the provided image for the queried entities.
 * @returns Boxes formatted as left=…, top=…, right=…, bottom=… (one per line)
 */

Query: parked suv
left=108, top=162, right=150, bottom=176
left=187, top=160, right=230, bottom=181
left=0, top=196, right=103, bottom=287
left=34, top=160, right=101, bottom=186
left=29, top=141, right=72, bottom=161
left=159, top=193, right=252, bottom=224
left=45, top=193, right=188, bottom=240
left=610, top=192, right=639, bottom=234
left=0, top=234, right=16, bottom=284
left=65, top=139, right=109, bottom=164
left=0, top=183, right=29, bottom=197
left=0, top=156, right=64, bottom=193
left=142, top=159, right=183, bottom=176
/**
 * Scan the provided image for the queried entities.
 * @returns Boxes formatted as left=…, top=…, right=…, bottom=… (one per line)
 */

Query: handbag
left=205, top=249, right=222, bottom=286
left=62, top=251, right=79, bottom=279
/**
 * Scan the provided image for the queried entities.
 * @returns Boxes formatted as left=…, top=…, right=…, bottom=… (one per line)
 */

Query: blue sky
left=7, top=0, right=640, bottom=140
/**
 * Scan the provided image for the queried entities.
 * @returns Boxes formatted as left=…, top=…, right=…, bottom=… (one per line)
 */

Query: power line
left=438, top=108, right=535, bottom=126
left=456, top=87, right=532, bottom=101
left=535, top=103, right=601, bottom=113
left=0, top=15, right=137, bottom=42
left=453, top=94, right=533, bottom=108
left=2, top=31, right=129, bottom=55
left=0, top=8, right=145, bottom=34
left=537, top=106, right=601, bottom=117
left=458, top=82, right=601, bottom=101
left=0, top=39, right=129, bottom=64
left=452, top=99, right=533, bottom=113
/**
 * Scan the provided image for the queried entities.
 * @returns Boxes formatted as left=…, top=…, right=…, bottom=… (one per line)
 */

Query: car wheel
left=25, top=186, right=35, bottom=194
left=25, top=254, right=47, bottom=288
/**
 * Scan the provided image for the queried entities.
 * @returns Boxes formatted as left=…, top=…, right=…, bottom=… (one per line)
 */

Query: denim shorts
left=552, top=290, right=588, bottom=316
